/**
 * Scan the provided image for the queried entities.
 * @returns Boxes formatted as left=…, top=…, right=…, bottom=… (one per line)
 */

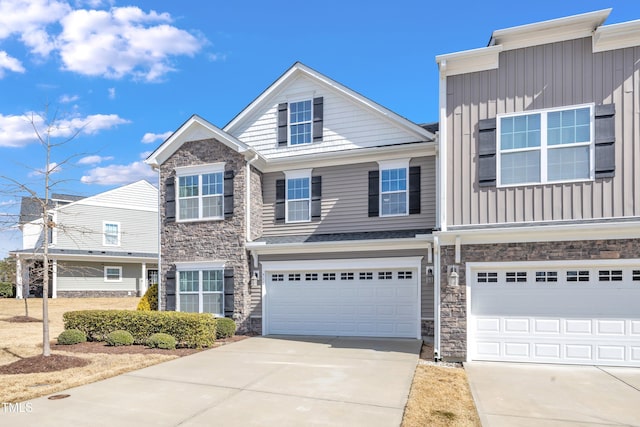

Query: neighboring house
left=435, top=9, right=640, bottom=367
left=146, top=62, right=437, bottom=337
left=11, top=180, right=159, bottom=298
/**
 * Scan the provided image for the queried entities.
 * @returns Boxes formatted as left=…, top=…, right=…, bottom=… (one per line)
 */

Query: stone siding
left=439, top=238, right=640, bottom=361
left=421, top=319, right=434, bottom=338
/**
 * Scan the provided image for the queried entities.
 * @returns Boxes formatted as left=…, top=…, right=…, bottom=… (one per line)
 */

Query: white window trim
left=284, top=169, right=312, bottom=223
left=175, top=162, right=226, bottom=222
left=104, top=266, right=122, bottom=282
left=378, top=159, right=410, bottom=217
left=103, top=221, right=121, bottom=247
left=287, top=98, right=313, bottom=147
left=496, top=103, right=595, bottom=187
left=176, top=264, right=225, bottom=316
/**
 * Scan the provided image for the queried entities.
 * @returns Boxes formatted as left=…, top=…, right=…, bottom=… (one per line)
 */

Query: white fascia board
left=435, top=46, right=502, bottom=77
left=174, top=260, right=226, bottom=270
left=260, top=256, right=424, bottom=272
left=145, top=115, right=257, bottom=167
left=259, top=142, right=436, bottom=173
left=593, top=19, right=640, bottom=53
left=246, top=236, right=432, bottom=255
left=436, top=219, right=640, bottom=245
left=489, top=9, right=611, bottom=50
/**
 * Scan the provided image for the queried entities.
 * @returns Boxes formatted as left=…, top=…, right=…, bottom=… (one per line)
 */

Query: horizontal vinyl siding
left=57, top=261, right=145, bottom=292
left=232, top=75, right=423, bottom=158
left=54, top=205, right=158, bottom=253
left=446, top=37, right=640, bottom=226
left=262, top=157, right=436, bottom=235
left=80, top=181, right=158, bottom=211
left=257, top=250, right=433, bottom=318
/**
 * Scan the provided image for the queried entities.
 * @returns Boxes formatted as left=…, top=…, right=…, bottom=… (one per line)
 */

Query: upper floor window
left=378, top=159, right=410, bottom=217
left=103, top=221, right=120, bottom=246
left=498, top=105, right=593, bottom=186
left=175, top=164, right=225, bottom=222
left=289, top=100, right=312, bottom=145
left=284, top=169, right=311, bottom=223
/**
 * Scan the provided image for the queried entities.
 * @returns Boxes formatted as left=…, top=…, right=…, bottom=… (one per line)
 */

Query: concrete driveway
left=465, top=362, right=640, bottom=426
left=3, top=336, right=421, bottom=426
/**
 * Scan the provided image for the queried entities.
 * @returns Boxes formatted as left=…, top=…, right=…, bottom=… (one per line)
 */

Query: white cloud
left=80, top=160, right=156, bottom=185
left=77, top=154, right=113, bottom=165
left=108, top=87, right=115, bottom=99
left=141, top=131, right=172, bottom=144
left=0, top=112, right=130, bottom=147
left=139, top=151, right=152, bottom=159
left=0, top=51, right=25, bottom=77
left=59, top=94, right=80, bottom=103
left=28, top=162, right=61, bottom=177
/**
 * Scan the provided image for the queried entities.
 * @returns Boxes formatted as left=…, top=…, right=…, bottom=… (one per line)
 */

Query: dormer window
left=289, top=100, right=312, bottom=145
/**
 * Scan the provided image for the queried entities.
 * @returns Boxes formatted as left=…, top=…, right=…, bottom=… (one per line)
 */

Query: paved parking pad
left=2, top=336, right=421, bottom=427
left=465, top=362, right=640, bottom=427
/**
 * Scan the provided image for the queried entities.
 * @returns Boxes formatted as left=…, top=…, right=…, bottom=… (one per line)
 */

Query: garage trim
left=261, top=257, right=423, bottom=338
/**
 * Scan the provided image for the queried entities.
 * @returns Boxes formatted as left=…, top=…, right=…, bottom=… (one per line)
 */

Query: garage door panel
left=566, top=319, right=592, bottom=334
left=504, top=318, right=529, bottom=333
left=535, top=319, right=560, bottom=334
left=632, top=322, right=640, bottom=335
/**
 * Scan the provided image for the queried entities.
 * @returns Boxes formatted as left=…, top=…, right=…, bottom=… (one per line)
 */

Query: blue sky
left=0, top=0, right=637, bottom=256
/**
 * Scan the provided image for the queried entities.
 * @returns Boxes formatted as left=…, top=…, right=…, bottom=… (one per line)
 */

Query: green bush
left=215, top=317, right=236, bottom=339
left=63, top=310, right=217, bottom=348
left=0, top=282, right=14, bottom=298
left=57, top=329, right=87, bottom=345
left=146, top=333, right=176, bottom=350
left=106, top=330, right=134, bottom=346
left=136, top=283, right=158, bottom=311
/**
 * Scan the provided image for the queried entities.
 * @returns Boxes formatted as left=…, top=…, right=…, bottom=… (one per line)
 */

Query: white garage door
left=469, top=262, right=640, bottom=367
left=263, top=259, right=420, bottom=338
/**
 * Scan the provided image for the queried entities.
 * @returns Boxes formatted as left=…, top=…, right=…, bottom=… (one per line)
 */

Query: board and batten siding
left=55, top=205, right=158, bottom=253
left=446, top=37, right=640, bottom=226
left=57, top=261, right=149, bottom=292
left=261, top=157, right=436, bottom=236
left=255, top=250, right=434, bottom=319
left=231, top=75, right=424, bottom=159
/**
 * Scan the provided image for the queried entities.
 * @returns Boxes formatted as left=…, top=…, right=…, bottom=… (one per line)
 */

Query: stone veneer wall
left=439, top=238, right=640, bottom=361
left=159, top=138, right=253, bottom=333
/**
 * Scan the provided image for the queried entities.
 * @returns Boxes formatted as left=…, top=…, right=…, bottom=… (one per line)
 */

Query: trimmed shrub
left=63, top=310, right=217, bottom=348
left=106, top=330, right=134, bottom=346
left=0, top=282, right=14, bottom=298
left=57, top=329, right=87, bottom=345
left=146, top=333, right=176, bottom=350
left=136, top=283, right=158, bottom=311
left=215, top=317, right=236, bottom=339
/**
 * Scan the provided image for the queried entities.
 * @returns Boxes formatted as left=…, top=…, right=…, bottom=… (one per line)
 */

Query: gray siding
left=253, top=250, right=434, bottom=319
left=446, top=37, right=640, bottom=226
left=55, top=205, right=158, bottom=253
left=262, top=156, right=436, bottom=236
left=57, top=261, right=154, bottom=293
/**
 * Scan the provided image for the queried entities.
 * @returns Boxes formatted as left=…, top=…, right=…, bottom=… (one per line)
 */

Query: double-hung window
left=379, top=160, right=409, bottom=216
left=289, top=100, right=312, bottom=145
left=103, top=221, right=120, bottom=246
left=285, top=169, right=311, bottom=222
left=498, top=105, right=593, bottom=186
left=176, top=164, right=224, bottom=221
left=104, top=266, right=122, bottom=282
left=178, top=268, right=224, bottom=315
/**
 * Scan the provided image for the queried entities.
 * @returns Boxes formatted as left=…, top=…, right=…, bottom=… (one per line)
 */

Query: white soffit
left=593, top=19, right=640, bottom=53
left=489, top=9, right=611, bottom=51
left=436, top=46, right=502, bottom=77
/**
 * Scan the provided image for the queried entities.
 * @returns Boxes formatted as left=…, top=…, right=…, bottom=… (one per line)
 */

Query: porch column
left=141, top=262, right=147, bottom=296
left=51, top=260, right=57, bottom=299
left=15, top=257, right=23, bottom=299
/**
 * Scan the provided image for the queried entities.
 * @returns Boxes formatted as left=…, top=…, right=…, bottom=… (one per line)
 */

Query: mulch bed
left=4, top=316, right=42, bottom=323
left=0, top=354, right=90, bottom=374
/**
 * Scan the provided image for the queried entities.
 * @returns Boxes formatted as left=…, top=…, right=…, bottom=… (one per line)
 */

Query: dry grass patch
left=402, top=344, right=481, bottom=427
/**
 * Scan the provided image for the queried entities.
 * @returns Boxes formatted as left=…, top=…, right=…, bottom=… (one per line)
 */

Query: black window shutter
left=224, top=170, right=235, bottom=218
left=313, top=97, right=323, bottom=142
left=594, top=103, right=615, bottom=178
left=165, top=267, right=176, bottom=311
left=311, top=176, right=322, bottom=221
left=223, top=268, right=234, bottom=318
left=478, top=118, right=497, bottom=187
left=165, top=176, right=176, bottom=222
left=277, top=103, right=288, bottom=147
left=409, top=166, right=421, bottom=214
left=275, top=179, right=285, bottom=224
left=368, top=170, right=379, bottom=217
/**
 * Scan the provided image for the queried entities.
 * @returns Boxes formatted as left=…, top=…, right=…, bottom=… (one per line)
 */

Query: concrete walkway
left=465, top=362, right=640, bottom=426
left=2, top=336, right=421, bottom=426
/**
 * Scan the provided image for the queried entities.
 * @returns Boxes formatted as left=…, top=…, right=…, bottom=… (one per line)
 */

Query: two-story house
left=11, top=180, right=159, bottom=298
left=145, top=63, right=437, bottom=338
left=434, top=9, right=640, bottom=367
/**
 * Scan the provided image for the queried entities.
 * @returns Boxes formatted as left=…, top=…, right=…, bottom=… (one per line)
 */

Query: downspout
left=433, top=235, right=441, bottom=361
left=245, top=153, right=259, bottom=242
